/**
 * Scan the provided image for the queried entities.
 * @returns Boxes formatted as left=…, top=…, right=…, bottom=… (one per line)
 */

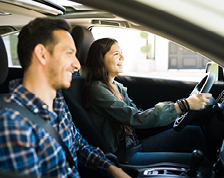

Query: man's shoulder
left=0, top=104, right=32, bottom=127
left=0, top=105, right=38, bottom=149
left=0, top=95, right=33, bottom=128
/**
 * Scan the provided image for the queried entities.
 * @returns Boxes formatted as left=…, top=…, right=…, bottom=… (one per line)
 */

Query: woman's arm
left=89, top=82, right=178, bottom=129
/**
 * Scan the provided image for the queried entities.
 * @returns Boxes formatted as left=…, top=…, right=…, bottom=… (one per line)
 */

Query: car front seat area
left=62, top=26, right=213, bottom=177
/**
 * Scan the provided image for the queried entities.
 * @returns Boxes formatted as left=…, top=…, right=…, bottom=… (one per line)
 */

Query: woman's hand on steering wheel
left=186, top=93, right=212, bottom=111
left=173, top=72, right=216, bottom=131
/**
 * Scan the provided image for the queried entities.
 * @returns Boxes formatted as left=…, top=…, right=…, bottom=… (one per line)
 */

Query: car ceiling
left=0, top=0, right=127, bottom=30
left=0, top=0, right=224, bottom=67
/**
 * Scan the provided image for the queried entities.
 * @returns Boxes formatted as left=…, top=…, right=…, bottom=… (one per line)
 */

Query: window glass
left=2, top=33, right=21, bottom=67
left=91, top=26, right=209, bottom=81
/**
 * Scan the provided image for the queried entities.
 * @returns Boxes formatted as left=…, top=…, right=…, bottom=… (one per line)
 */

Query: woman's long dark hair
left=83, top=38, right=117, bottom=108
left=83, top=38, right=134, bottom=142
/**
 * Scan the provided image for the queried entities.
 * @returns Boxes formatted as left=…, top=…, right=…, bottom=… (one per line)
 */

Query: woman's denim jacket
left=87, top=80, right=178, bottom=153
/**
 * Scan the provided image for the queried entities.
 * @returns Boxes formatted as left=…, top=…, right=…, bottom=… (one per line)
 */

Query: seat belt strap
left=0, top=99, right=76, bottom=167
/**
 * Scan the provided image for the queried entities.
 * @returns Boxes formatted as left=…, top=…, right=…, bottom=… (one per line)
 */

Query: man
left=0, top=17, right=130, bottom=178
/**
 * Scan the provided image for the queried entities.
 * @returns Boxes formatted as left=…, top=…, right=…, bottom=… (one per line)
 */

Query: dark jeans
left=129, top=125, right=209, bottom=165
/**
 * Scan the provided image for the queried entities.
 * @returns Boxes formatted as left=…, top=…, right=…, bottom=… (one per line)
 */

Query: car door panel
left=116, top=75, right=224, bottom=138
left=116, top=75, right=224, bottom=110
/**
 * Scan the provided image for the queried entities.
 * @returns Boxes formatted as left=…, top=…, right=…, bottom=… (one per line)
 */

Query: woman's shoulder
left=92, top=81, right=106, bottom=87
left=91, top=81, right=109, bottom=91
left=92, top=80, right=103, bottom=85
left=91, top=80, right=127, bottom=93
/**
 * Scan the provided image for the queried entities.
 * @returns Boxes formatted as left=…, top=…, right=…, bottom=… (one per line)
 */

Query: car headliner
left=0, top=0, right=224, bottom=68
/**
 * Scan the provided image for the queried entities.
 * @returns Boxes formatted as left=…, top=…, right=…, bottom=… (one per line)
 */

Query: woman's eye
left=114, top=53, right=118, bottom=56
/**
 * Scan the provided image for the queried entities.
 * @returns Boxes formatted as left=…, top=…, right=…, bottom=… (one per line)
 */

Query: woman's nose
left=120, top=53, right=124, bottom=60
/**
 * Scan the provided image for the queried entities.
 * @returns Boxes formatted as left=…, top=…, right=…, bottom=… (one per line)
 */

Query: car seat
left=62, top=26, right=214, bottom=177
left=71, top=26, right=95, bottom=76
left=0, top=34, right=35, bottom=178
left=0, top=34, right=8, bottom=86
left=0, top=34, right=23, bottom=94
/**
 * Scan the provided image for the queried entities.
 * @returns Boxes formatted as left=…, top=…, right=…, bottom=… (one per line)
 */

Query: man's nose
left=72, top=56, right=81, bottom=70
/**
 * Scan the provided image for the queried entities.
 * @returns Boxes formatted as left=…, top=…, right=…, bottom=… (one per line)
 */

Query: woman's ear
left=33, top=44, right=48, bottom=66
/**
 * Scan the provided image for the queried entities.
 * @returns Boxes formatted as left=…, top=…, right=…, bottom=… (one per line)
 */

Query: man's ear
left=33, top=44, right=48, bottom=66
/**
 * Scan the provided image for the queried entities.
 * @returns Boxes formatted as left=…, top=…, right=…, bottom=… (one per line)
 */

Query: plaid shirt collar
left=8, top=78, right=63, bottom=123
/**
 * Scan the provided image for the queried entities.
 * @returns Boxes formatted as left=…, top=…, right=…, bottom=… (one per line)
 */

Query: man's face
left=46, top=30, right=80, bottom=90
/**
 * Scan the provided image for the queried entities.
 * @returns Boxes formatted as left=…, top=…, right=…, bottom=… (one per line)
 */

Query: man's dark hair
left=17, top=17, right=71, bottom=72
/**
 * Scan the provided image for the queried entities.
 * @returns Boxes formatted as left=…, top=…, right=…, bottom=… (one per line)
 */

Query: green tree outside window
left=140, top=31, right=151, bottom=59
left=10, top=34, right=20, bottom=66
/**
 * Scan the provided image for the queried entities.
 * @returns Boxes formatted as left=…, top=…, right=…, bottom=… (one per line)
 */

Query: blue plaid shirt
left=0, top=79, right=112, bottom=178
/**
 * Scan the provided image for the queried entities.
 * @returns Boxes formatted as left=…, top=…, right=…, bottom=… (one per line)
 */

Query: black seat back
left=63, top=76, right=110, bottom=153
left=71, top=26, right=95, bottom=67
left=0, top=34, right=23, bottom=94
left=63, top=26, right=110, bottom=153
left=0, top=68, right=23, bottom=94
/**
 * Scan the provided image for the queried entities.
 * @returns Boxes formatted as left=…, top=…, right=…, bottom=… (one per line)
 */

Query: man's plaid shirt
left=0, top=79, right=111, bottom=178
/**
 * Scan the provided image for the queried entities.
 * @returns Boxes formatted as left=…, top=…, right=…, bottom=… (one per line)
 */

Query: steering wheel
left=173, top=72, right=216, bottom=132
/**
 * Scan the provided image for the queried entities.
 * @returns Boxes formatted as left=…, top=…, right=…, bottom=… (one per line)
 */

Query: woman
left=83, top=38, right=212, bottom=165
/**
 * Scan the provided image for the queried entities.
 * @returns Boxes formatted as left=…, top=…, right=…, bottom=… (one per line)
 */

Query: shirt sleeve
left=73, top=125, right=112, bottom=176
left=89, top=82, right=178, bottom=129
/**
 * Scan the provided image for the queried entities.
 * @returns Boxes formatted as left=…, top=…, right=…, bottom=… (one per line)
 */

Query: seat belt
left=0, top=99, right=76, bottom=167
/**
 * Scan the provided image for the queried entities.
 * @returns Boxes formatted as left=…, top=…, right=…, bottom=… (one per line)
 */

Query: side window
left=2, top=33, right=21, bottom=67
left=91, top=27, right=156, bottom=74
left=91, top=26, right=209, bottom=82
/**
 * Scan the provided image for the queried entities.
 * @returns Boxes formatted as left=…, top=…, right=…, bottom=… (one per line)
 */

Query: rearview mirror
left=205, top=62, right=223, bottom=82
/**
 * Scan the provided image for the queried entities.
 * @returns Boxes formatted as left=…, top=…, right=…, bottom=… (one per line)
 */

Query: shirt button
left=42, top=104, right=48, bottom=109
left=34, top=108, right=39, bottom=113
left=68, top=167, right=72, bottom=172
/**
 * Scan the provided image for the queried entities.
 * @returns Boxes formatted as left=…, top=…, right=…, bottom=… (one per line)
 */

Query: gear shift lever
left=187, top=150, right=204, bottom=177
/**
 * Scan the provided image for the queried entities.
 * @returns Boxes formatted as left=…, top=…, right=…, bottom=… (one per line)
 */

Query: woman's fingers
left=203, top=93, right=212, bottom=103
left=186, top=93, right=212, bottom=110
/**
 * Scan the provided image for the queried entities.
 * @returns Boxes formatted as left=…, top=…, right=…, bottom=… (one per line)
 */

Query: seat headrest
left=71, top=26, right=94, bottom=66
left=0, top=35, right=8, bottom=84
